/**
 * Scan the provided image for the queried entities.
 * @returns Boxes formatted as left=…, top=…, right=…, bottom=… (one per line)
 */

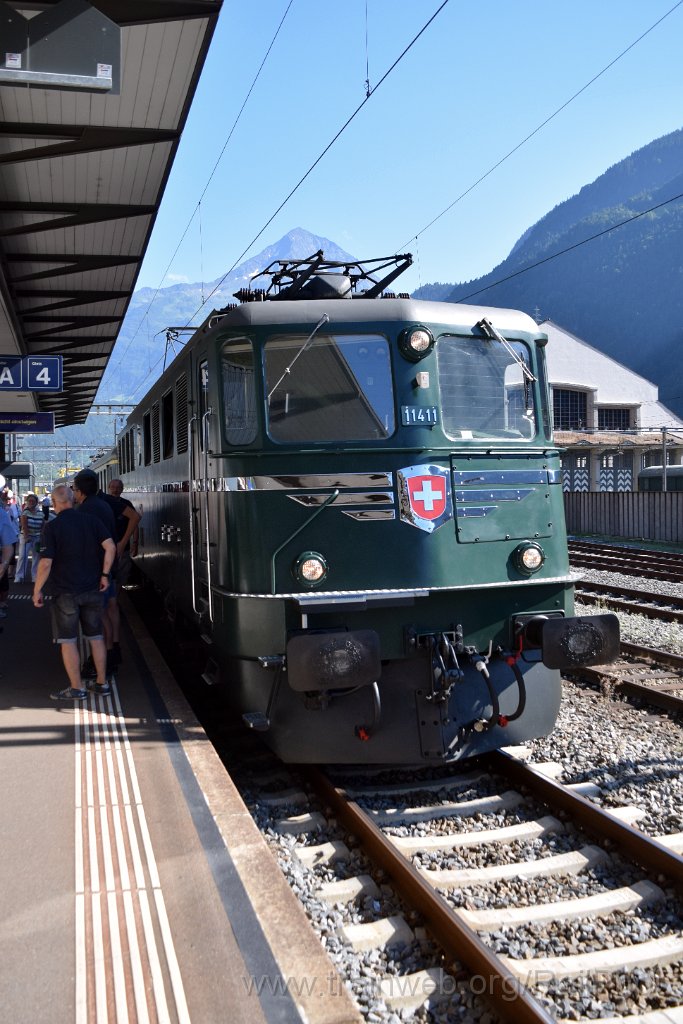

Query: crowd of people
left=0, top=475, right=141, bottom=701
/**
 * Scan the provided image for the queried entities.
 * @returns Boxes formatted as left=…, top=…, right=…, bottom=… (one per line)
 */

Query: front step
left=242, top=712, right=270, bottom=731
left=201, top=656, right=220, bottom=686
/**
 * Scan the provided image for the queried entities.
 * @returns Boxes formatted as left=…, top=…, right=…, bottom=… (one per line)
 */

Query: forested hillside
left=415, top=129, right=683, bottom=417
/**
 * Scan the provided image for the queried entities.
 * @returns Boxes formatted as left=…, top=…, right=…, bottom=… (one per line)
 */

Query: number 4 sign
left=0, top=355, right=62, bottom=392
left=27, top=357, right=62, bottom=391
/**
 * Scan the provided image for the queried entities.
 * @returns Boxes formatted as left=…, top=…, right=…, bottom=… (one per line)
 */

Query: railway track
left=569, top=538, right=683, bottom=715
left=569, top=541, right=683, bottom=583
left=575, top=640, right=683, bottom=716
left=240, top=749, right=683, bottom=1023
left=574, top=579, right=683, bottom=624
left=130, top=551, right=683, bottom=1023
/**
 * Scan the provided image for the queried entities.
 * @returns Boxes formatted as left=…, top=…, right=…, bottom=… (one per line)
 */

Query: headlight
left=399, top=325, right=434, bottom=361
left=294, top=551, right=328, bottom=586
left=513, top=542, right=545, bottom=574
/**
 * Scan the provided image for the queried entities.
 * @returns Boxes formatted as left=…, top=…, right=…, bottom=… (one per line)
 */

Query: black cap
left=74, top=469, right=98, bottom=484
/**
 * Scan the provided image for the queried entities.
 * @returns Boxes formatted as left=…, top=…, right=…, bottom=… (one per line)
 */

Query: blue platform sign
left=0, top=412, right=55, bottom=433
left=0, top=357, right=22, bottom=390
left=26, top=356, right=62, bottom=391
left=0, top=355, right=62, bottom=391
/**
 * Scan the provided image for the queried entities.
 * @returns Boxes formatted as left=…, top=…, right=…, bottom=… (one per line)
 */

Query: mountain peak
left=98, top=229, right=357, bottom=402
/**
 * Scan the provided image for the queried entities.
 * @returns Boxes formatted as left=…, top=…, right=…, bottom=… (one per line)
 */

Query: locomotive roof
left=208, top=297, right=542, bottom=336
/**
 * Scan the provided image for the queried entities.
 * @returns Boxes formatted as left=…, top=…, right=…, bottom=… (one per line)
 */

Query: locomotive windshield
left=437, top=335, right=537, bottom=440
left=264, top=332, right=394, bottom=442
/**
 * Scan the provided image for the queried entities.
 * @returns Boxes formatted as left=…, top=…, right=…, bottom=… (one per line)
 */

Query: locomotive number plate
left=401, top=405, right=439, bottom=426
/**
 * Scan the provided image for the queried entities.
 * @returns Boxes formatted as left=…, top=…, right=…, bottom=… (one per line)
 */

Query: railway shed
left=543, top=321, right=683, bottom=492
left=548, top=321, right=683, bottom=493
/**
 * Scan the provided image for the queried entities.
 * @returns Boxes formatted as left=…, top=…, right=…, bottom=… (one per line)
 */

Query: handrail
left=188, top=413, right=199, bottom=616
left=202, top=407, right=214, bottom=623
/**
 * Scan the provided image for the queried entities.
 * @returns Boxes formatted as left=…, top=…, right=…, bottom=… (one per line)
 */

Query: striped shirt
left=22, top=507, right=44, bottom=539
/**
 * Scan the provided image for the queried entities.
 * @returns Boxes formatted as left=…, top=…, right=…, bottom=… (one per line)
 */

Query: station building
left=542, top=320, right=683, bottom=492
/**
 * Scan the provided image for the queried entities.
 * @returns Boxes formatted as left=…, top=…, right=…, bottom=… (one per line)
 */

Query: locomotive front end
left=121, top=254, right=618, bottom=765
left=203, top=258, right=618, bottom=763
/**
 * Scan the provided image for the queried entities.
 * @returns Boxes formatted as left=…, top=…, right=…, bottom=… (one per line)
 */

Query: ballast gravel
left=240, top=558, right=683, bottom=1023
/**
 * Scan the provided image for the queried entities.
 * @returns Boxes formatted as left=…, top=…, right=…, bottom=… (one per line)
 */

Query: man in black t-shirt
left=73, top=469, right=119, bottom=679
left=33, top=483, right=116, bottom=701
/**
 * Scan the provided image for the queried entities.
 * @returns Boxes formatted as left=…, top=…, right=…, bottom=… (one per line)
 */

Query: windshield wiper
left=268, top=313, right=330, bottom=401
left=476, top=317, right=537, bottom=383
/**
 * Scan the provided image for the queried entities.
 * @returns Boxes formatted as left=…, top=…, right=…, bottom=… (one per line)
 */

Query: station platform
left=0, top=583, right=360, bottom=1024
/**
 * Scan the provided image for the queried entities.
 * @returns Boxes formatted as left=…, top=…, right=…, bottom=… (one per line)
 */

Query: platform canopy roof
left=0, top=0, right=223, bottom=427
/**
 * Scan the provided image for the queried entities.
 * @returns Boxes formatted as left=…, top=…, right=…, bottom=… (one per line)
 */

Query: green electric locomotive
left=117, top=253, right=618, bottom=763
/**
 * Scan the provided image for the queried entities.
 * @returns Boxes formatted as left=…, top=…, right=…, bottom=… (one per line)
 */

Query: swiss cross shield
left=407, top=475, right=446, bottom=520
left=398, top=465, right=453, bottom=533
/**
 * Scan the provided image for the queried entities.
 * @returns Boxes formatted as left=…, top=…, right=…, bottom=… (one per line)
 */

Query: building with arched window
left=541, top=321, right=683, bottom=492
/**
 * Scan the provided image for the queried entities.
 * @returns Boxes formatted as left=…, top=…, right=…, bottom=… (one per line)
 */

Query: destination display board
left=0, top=412, right=55, bottom=433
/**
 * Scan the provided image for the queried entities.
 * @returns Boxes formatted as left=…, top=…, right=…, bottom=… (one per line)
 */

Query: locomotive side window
left=265, top=332, right=394, bottom=442
left=162, top=389, right=174, bottom=459
left=175, top=373, right=189, bottom=454
left=221, top=339, right=257, bottom=445
left=143, top=412, right=151, bottom=466
left=151, top=402, right=161, bottom=463
left=437, top=335, right=537, bottom=440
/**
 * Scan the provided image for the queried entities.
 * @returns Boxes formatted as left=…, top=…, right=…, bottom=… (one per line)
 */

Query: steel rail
left=487, top=750, right=683, bottom=885
left=621, top=639, right=683, bottom=669
left=576, top=579, right=683, bottom=610
left=303, top=766, right=556, bottom=1024
left=568, top=541, right=683, bottom=566
left=568, top=541, right=683, bottom=572
left=617, top=678, right=683, bottom=714
left=569, top=554, right=683, bottom=583
left=575, top=586, right=683, bottom=624
left=578, top=640, right=683, bottom=715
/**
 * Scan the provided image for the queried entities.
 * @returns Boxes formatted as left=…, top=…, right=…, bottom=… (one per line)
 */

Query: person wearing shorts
left=0, top=491, right=19, bottom=614
left=32, top=483, right=116, bottom=701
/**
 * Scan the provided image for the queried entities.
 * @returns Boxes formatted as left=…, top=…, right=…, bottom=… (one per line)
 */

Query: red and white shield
left=407, top=474, right=447, bottom=521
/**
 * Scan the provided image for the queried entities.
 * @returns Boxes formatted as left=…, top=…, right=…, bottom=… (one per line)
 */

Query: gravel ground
left=244, top=563, right=683, bottom=1024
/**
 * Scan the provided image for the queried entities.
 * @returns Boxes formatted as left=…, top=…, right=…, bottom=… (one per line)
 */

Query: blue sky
left=136, top=0, right=683, bottom=300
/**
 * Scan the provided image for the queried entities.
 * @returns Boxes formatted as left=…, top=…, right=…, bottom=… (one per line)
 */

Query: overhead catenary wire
left=125, top=0, right=680, bottom=405
left=108, top=0, right=296, bottom=379
left=128, top=0, right=451, bottom=400
left=398, top=0, right=683, bottom=252
left=454, top=189, right=683, bottom=302
left=183, top=0, right=451, bottom=322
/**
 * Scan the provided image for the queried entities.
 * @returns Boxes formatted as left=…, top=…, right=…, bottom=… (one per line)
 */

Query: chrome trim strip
left=454, top=489, right=533, bottom=502
left=210, top=574, right=574, bottom=600
left=341, top=510, right=396, bottom=521
left=456, top=506, right=498, bottom=518
left=220, top=473, right=393, bottom=491
left=297, top=589, right=429, bottom=607
left=288, top=491, right=394, bottom=507
left=453, top=470, right=548, bottom=485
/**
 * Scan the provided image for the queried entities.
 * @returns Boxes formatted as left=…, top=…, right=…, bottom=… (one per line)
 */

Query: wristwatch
left=102, top=572, right=112, bottom=578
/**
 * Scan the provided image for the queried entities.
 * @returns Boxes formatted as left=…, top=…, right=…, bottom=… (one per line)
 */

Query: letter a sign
left=0, top=357, right=22, bottom=389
